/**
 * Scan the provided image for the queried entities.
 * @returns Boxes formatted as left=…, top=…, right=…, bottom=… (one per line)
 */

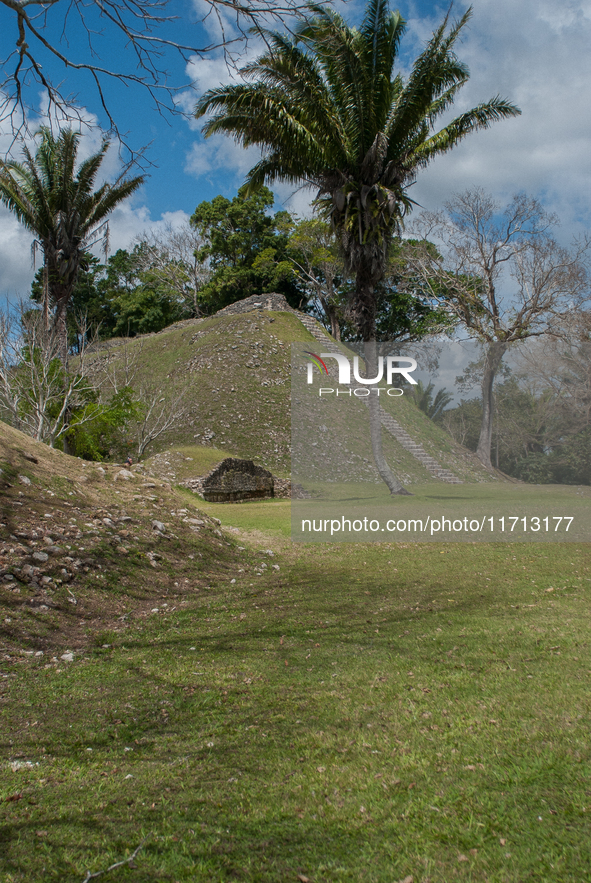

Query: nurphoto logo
left=304, top=351, right=418, bottom=396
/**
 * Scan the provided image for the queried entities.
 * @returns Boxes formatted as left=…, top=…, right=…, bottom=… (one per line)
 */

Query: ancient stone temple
left=200, top=458, right=274, bottom=503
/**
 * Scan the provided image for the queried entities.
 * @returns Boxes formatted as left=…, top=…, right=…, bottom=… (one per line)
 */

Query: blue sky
left=1, top=0, right=590, bottom=298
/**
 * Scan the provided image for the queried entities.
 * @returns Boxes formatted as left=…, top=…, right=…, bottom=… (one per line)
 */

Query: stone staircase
left=298, top=314, right=462, bottom=484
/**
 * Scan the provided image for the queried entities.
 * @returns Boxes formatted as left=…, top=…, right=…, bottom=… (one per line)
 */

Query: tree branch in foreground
left=81, top=838, right=148, bottom=882
left=1, top=0, right=312, bottom=159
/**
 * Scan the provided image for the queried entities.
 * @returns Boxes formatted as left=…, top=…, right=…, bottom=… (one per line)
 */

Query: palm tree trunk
left=353, top=260, right=411, bottom=495
left=42, top=261, right=49, bottom=335
left=54, top=294, right=69, bottom=366
left=325, top=301, right=341, bottom=341
left=476, top=340, right=507, bottom=468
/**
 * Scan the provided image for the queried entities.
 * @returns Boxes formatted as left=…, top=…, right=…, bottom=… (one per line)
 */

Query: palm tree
left=409, top=380, right=453, bottom=421
left=0, top=127, right=144, bottom=363
left=195, top=0, right=520, bottom=493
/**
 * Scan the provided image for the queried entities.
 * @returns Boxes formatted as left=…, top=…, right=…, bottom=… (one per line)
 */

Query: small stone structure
left=182, top=471, right=307, bottom=501
left=198, top=458, right=274, bottom=503
left=214, top=292, right=299, bottom=317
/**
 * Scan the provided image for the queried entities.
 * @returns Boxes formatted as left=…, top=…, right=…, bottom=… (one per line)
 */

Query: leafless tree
left=409, top=189, right=590, bottom=469
left=514, top=311, right=591, bottom=435
left=288, top=218, right=346, bottom=339
left=1, top=0, right=313, bottom=157
left=86, top=335, right=190, bottom=457
left=134, top=222, right=212, bottom=317
left=0, top=303, right=97, bottom=446
left=131, top=379, right=189, bottom=457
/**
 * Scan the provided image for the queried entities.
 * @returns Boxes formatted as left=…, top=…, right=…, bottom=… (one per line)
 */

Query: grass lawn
left=2, top=496, right=591, bottom=882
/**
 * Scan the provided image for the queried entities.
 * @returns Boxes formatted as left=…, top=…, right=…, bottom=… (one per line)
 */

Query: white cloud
left=106, top=206, right=191, bottom=251
left=0, top=211, right=37, bottom=301
left=271, top=179, right=316, bottom=218
left=185, top=134, right=262, bottom=185
left=191, top=0, right=242, bottom=45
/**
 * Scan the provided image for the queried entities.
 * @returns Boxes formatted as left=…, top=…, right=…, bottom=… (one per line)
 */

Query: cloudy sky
left=1, top=0, right=590, bottom=301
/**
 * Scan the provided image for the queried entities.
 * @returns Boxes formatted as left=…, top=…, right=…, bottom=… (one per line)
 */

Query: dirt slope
left=0, top=420, right=246, bottom=657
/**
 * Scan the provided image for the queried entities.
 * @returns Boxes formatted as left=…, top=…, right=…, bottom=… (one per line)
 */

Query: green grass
left=145, top=446, right=236, bottom=483
left=190, top=494, right=292, bottom=536
left=2, top=499, right=591, bottom=882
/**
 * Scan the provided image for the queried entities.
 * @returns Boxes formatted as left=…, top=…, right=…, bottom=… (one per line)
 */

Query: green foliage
left=111, top=279, right=185, bottom=337
left=64, top=386, right=142, bottom=461
left=190, top=186, right=304, bottom=313
left=408, top=379, right=453, bottom=421
left=31, top=246, right=190, bottom=342
left=443, top=376, right=591, bottom=484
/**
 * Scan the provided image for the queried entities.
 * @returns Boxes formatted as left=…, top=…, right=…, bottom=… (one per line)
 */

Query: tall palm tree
left=195, top=0, right=520, bottom=494
left=0, top=127, right=144, bottom=363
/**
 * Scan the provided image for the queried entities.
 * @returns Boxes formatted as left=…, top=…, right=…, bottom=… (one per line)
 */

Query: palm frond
left=413, top=97, right=521, bottom=164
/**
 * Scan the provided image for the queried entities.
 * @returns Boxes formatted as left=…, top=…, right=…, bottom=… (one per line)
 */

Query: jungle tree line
left=26, top=191, right=453, bottom=350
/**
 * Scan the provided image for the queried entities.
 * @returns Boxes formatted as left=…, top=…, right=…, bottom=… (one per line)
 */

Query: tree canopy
left=190, top=185, right=304, bottom=313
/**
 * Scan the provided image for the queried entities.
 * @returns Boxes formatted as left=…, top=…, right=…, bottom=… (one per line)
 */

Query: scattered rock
left=114, top=469, right=134, bottom=481
left=60, top=652, right=74, bottom=662
left=31, top=552, right=48, bottom=564
left=18, top=475, right=31, bottom=486
left=152, top=520, right=166, bottom=533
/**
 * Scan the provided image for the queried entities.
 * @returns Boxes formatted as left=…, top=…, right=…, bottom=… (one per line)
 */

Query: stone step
left=301, top=319, right=463, bottom=484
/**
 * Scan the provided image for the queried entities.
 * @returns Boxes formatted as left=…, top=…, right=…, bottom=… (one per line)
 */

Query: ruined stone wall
left=214, top=293, right=302, bottom=317
left=182, top=473, right=308, bottom=501
left=199, top=458, right=274, bottom=503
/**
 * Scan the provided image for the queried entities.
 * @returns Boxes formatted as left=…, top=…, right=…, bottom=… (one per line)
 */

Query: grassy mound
left=87, top=310, right=494, bottom=485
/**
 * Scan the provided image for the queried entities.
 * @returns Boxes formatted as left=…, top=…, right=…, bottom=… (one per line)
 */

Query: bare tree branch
left=81, top=838, right=148, bottom=882
left=85, top=335, right=191, bottom=457
left=0, top=303, right=102, bottom=446
left=132, top=378, right=189, bottom=457
left=0, top=0, right=314, bottom=160
left=134, top=222, right=212, bottom=317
